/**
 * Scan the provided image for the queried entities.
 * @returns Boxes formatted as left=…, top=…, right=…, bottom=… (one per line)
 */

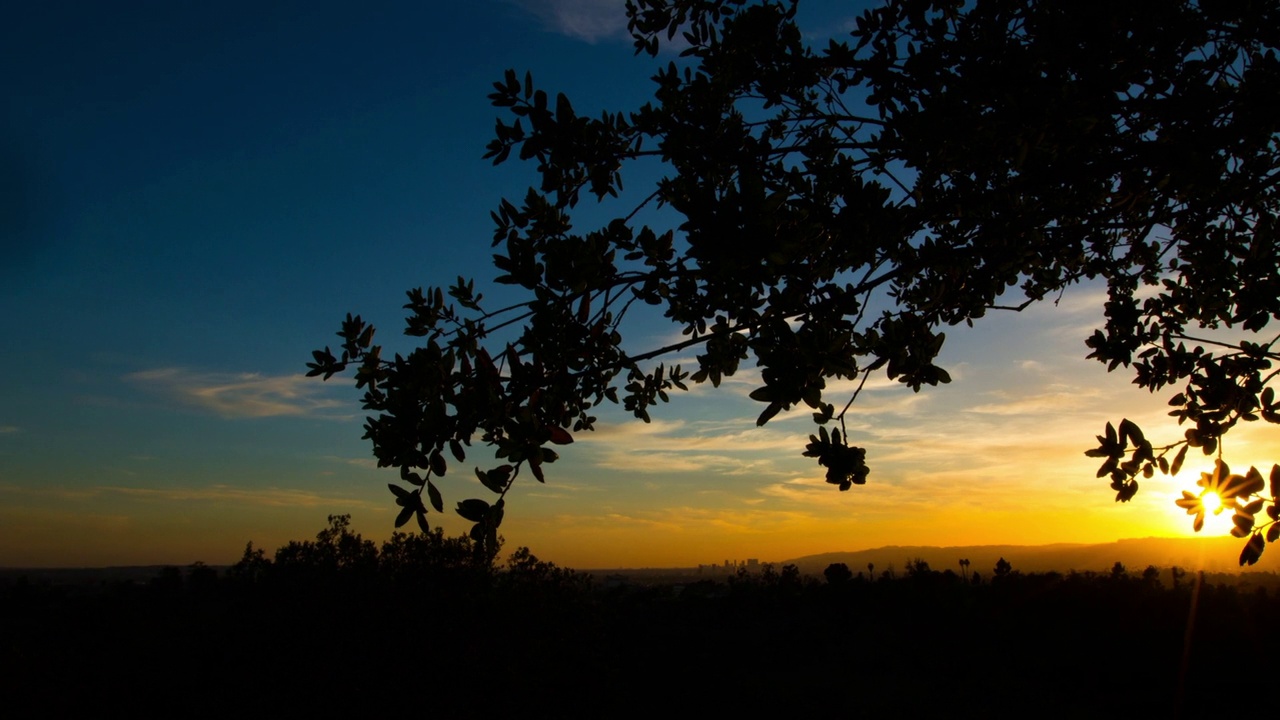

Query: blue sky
left=1, top=0, right=1256, bottom=568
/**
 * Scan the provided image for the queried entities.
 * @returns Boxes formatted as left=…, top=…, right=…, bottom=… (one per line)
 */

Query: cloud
left=577, top=416, right=689, bottom=441
left=593, top=450, right=783, bottom=475
left=0, top=425, right=17, bottom=434
left=965, top=388, right=1102, bottom=416
left=322, top=455, right=380, bottom=470
left=100, top=484, right=381, bottom=509
left=576, top=416, right=810, bottom=474
left=544, top=504, right=821, bottom=536
left=0, top=482, right=381, bottom=510
left=509, top=0, right=629, bottom=43
left=127, top=368, right=347, bottom=418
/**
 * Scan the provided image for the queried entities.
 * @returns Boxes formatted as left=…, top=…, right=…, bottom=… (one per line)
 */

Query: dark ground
left=1, top=561, right=1268, bottom=717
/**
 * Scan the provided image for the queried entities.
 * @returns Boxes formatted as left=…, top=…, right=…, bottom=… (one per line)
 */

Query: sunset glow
left=2, top=0, right=1276, bottom=572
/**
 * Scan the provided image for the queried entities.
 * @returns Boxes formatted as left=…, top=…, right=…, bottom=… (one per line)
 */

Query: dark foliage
left=310, top=0, right=1280, bottom=564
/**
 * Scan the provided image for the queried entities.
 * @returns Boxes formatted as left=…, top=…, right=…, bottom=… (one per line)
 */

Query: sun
left=1201, top=491, right=1222, bottom=514
left=1173, top=487, right=1236, bottom=535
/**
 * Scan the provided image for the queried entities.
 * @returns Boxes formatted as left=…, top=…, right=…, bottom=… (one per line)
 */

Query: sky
left=2, top=0, right=1270, bottom=569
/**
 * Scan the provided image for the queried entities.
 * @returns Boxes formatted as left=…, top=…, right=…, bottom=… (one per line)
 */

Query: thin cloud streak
left=127, top=368, right=347, bottom=418
left=591, top=449, right=784, bottom=475
left=545, top=505, right=821, bottom=535
left=0, top=482, right=381, bottom=510
left=509, top=0, right=629, bottom=43
left=965, top=388, right=1103, bottom=416
left=576, top=415, right=813, bottom=474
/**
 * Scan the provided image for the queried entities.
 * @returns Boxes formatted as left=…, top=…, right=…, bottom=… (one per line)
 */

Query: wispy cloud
left=509, top=0, right=629, bottom=43
left=544, top=504, right=821, bottom=536
left=577, top=416, right=809, bottom=475
left=0, top=482, right=381, bottom=510
left=322, top=455, right=380, bottom=470
left=127, top=368, right=347, bottom=418
left=100, top=484, right=380, bottom=509
left=593, top=450, right=783, bottom=475
left=0, top=425, right=18, bottom=434
left=965, top=387, right=1103, bottom=416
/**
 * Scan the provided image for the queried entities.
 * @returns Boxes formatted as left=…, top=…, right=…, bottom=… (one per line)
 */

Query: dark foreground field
left=3, top=527, right=1273, bottom=717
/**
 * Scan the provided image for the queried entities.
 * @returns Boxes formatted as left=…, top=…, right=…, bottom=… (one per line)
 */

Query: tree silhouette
left=824, top=562, right=854, bottom=585
left=1142, top=565, right=1161, bottom=586
left=310, top=0, right=1280, bottom=563
left=228, top=541, right=272, bottom=584
left=272, top=514, right=379, bottom=583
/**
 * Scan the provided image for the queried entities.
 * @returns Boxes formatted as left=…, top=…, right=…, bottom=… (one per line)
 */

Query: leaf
left=1240, top=532, right=1265, bottom=566
left=1118, top=418, right=1143, bottom=446
left=1231, top=513, right=1254, bottom=537
left=429, top=450, right=447, bottom=478
left=395, top=506, right=414, bottom=528
left=548, top=426, right=574, bottom=445
left=388, top=483, right=411, bottom=500
left=1242, top=467, right=1266, bottom=496
left=400, top=466, right=424, bottom=487
left=1170, top=444, right=1189, bottom=476
left=756, top=401, right=783, bottom=426
left=1115, top=480, right=1138, bottom=502
left=456, top=498, right=491, bottom=523
left=427, top=480, right=444, bottom=513
left=416, top=509, right=430, bottom=534
left=476, top=465, right=512, bottom=494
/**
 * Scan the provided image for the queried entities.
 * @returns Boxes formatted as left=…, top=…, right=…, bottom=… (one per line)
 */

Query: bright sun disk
left=1201, top=491, right=1222, bottom=514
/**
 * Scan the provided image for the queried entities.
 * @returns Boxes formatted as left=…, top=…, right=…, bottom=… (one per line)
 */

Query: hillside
left=781, top=535, right=1279, bottom=577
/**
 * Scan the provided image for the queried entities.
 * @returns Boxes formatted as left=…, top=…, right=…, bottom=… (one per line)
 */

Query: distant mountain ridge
left=781, top=535, right=1279, bottom=577
left=5, top=537, right=1275, bottom=581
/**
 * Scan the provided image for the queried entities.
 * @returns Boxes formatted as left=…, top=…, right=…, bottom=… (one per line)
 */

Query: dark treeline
left=3, top=517, right=1274, bottom=717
